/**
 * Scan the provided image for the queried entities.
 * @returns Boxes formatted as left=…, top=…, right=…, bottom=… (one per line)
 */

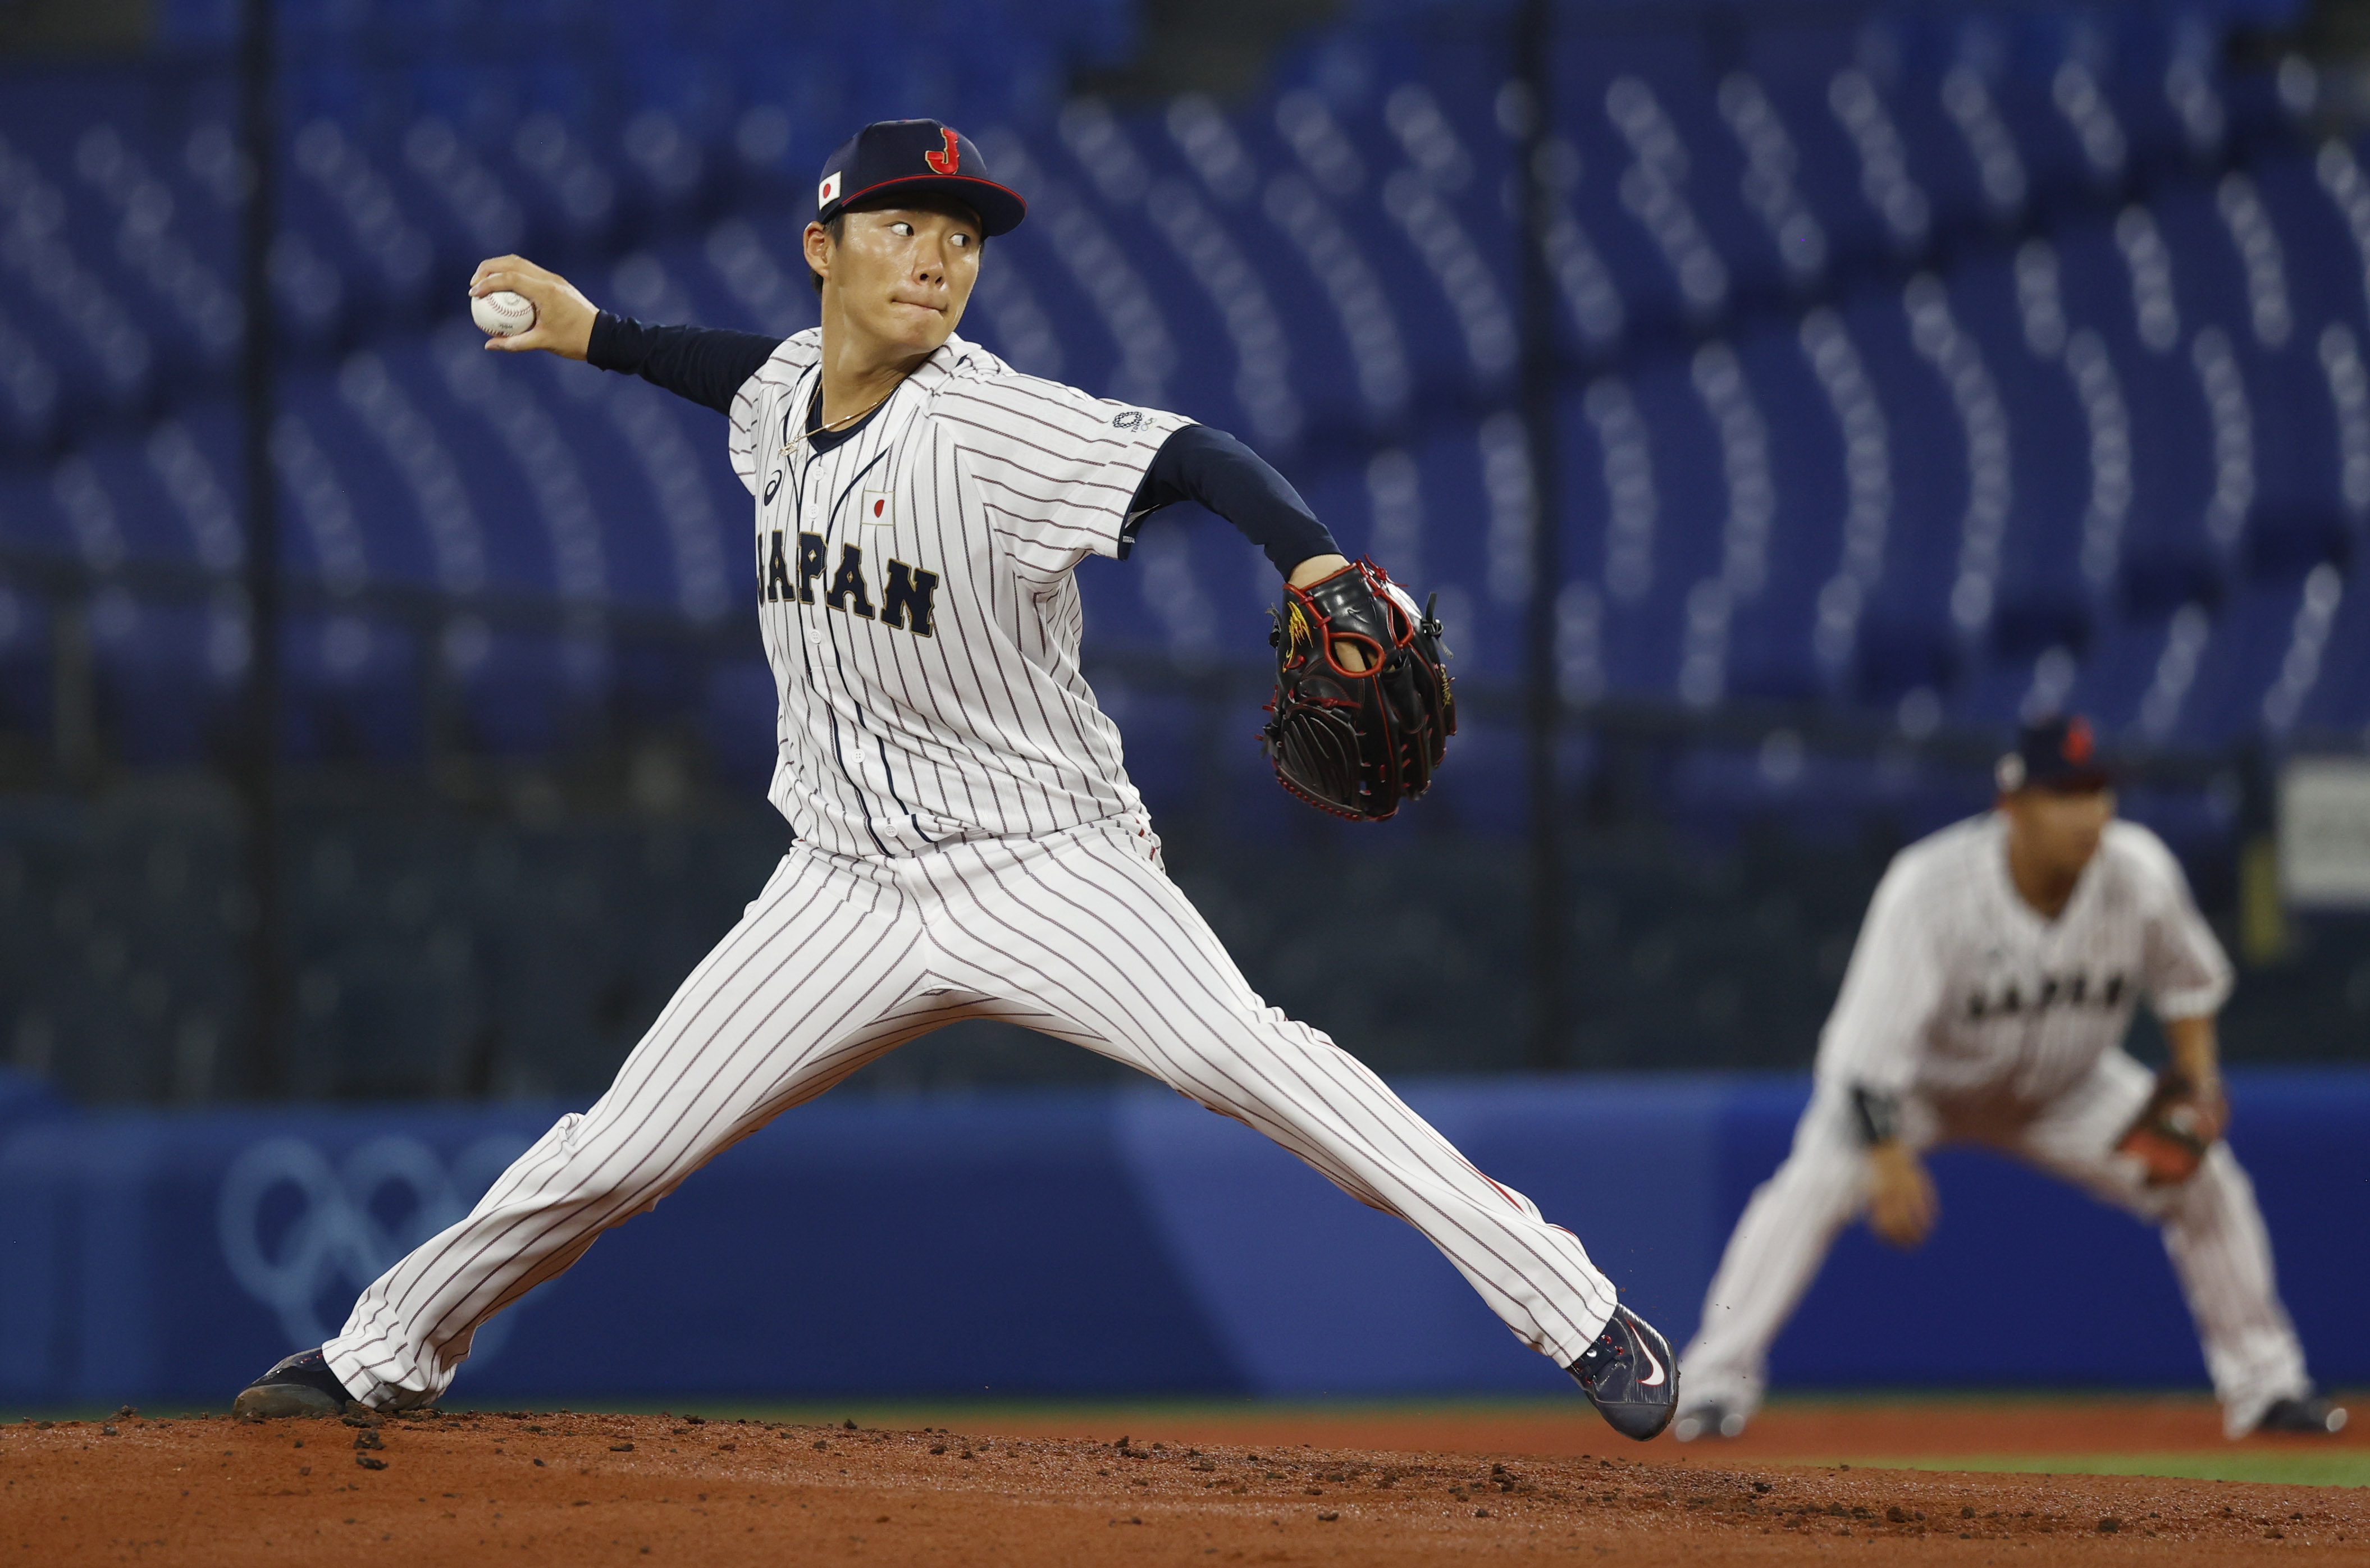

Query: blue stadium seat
left=2289, top=567, right=2370, bottom=732
left=0, top=0, right=2349, bottom=781
left=2170, top=564, right=2328, bottom=747
left=2074, top=605, right=2202, bottom=738
left=1722, top=322, right=1846, bottom=704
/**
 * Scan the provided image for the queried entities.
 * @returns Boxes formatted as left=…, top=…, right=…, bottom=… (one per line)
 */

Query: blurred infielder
left=1675, top=716, right=2345, bottom=1442
left=234, top=118, right=1677, bottom=1438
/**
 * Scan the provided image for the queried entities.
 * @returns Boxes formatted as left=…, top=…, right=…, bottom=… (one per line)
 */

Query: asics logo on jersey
left=925, top=128, right=961, bottom=174
left=761, top=529, right=939, bottom=636
left=1965, top=969, right=2128, bottom=1020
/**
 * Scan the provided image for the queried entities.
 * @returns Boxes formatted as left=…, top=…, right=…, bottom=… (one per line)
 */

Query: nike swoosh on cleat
left=1632, top=1327, right=1666, bottom=1388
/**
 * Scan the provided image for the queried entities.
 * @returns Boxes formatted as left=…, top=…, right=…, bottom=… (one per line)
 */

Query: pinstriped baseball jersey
left=302, top=304, right=1646, bottom=1421
left=725, top=328, right=1191, bottom=857
left=1816, top=813, right=2233, bottom=1103
left=1684, top=810, right=2305, bottom=1435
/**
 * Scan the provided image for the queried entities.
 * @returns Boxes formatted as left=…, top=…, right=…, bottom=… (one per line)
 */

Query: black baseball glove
left=1260, top=559, right=1455, bottom=821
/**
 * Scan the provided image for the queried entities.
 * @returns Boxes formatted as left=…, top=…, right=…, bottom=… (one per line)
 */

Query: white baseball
left=471, top=289, right=536, bottom=338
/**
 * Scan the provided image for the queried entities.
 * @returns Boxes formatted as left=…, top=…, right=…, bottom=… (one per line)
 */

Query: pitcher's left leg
left=916, top=821, right=1623, bottom=1373
left=2017, top=1052, right=2312, bottom=1437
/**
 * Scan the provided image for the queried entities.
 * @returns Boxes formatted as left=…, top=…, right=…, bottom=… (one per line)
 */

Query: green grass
left=1797, top=1453, right=2370, bottom=1488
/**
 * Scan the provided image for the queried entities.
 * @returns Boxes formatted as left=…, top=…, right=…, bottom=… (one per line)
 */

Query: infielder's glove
left=2115, top=1070, right=2222, bottom=1186
left=1261, top=559, right=1455, bottom=821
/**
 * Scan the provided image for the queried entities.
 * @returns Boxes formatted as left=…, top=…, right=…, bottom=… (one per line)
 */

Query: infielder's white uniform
left=322, top=330, right=1622, bottom=1406
left=1679, top=812, right=2314, bottom=1436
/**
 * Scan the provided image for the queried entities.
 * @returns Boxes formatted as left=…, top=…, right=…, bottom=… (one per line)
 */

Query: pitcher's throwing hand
left=236, top=118, right=1670, bottom=1441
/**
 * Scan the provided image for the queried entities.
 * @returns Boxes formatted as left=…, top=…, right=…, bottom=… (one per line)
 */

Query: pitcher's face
left=808, top=201, right=981, bottom=356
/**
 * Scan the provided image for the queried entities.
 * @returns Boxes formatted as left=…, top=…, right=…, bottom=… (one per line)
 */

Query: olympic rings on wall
left=215, top=1133, right=532, bottom=1353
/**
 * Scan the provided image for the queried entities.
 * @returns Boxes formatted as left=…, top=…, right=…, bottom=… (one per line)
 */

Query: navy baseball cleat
left=2254, top=1397, right=2348, bottom=1436
left=232, top=1348, right=357, bottom=1420
left=1568, top=1304, right=1679, bottom=1441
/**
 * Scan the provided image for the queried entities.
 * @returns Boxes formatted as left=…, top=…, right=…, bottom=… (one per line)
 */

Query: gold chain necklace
left=785, top=375, right=905, bottom=456
left=819, top=382, right=898, bottom=432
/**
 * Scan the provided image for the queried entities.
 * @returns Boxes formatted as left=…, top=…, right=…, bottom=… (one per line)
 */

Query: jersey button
left=806, top=625, right=824, bottom=644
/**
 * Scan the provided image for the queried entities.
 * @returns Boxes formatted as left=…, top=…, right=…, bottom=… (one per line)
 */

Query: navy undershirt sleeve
left=1123, top=424, right=1339, bottom=576
left=586, top=312, right=781, bottom=416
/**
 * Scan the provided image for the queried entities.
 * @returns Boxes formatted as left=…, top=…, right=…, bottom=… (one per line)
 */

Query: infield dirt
left=3, top=1407, right=2366, bottom=1566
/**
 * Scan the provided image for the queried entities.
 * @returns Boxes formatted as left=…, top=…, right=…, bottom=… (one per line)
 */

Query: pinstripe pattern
left=318, top=324, right=1623, bottom=1409
left=1679, top=813, right=2306, bottom=1436
left=1817, top=814, right=2232, bottom=1103
left=323, top=815, right=1620, bottom=1406
left=1680, top=1060, right=2312, bottom=1434
left=731, top=330, right=1189, bottom=857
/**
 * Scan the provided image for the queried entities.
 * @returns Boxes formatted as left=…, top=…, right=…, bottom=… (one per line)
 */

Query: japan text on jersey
left=725, top=330, right=1190, bottom=858
left=1815, top=814, right=2232, bottom=1103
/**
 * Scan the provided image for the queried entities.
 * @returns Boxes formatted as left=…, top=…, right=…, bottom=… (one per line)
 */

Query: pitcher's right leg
left=309, top=849, right=936, bottom=1410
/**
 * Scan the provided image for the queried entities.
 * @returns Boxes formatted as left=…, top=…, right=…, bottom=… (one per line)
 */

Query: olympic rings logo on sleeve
left=216, top=1133, right=534, bottom=1353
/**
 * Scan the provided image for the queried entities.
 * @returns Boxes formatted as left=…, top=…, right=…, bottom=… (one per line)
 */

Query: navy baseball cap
left=815, top=119, right=1026, bottom=237
left=1995, top=714, right=2112, bottom=794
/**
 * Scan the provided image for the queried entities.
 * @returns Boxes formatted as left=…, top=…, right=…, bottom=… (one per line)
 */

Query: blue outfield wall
left=0, top=1068, right=2363, bottom=1409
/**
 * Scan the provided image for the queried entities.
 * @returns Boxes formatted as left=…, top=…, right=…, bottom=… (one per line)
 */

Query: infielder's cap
left=1996, top=714, right=2112, bottom=794
left=814, top=119, right=1026, bottom=237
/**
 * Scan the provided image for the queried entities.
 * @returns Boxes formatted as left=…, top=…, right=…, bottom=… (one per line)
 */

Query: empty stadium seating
left=10, top=0, right=2370, bottom=1104
left=0, top=0, right=2362, bottom=811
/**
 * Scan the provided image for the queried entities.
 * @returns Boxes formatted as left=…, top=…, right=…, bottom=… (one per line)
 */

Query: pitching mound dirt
left=3, top=1409, right=2363, bottom=1565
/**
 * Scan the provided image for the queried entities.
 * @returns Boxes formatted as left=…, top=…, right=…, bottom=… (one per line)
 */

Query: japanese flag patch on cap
left=812, top=118, right=1028, bottom=236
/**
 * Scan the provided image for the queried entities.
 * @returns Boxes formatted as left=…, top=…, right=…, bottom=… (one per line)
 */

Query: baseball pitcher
left=1674, top=716, right=2344, bottom=1442
left=234, top=119, right=1675, bottom=1438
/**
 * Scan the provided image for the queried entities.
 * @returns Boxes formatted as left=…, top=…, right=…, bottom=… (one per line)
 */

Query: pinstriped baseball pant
left=325, top=813, right=1622, bottom=1407
left=1679, top=1056, right=2313, bottom=1437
